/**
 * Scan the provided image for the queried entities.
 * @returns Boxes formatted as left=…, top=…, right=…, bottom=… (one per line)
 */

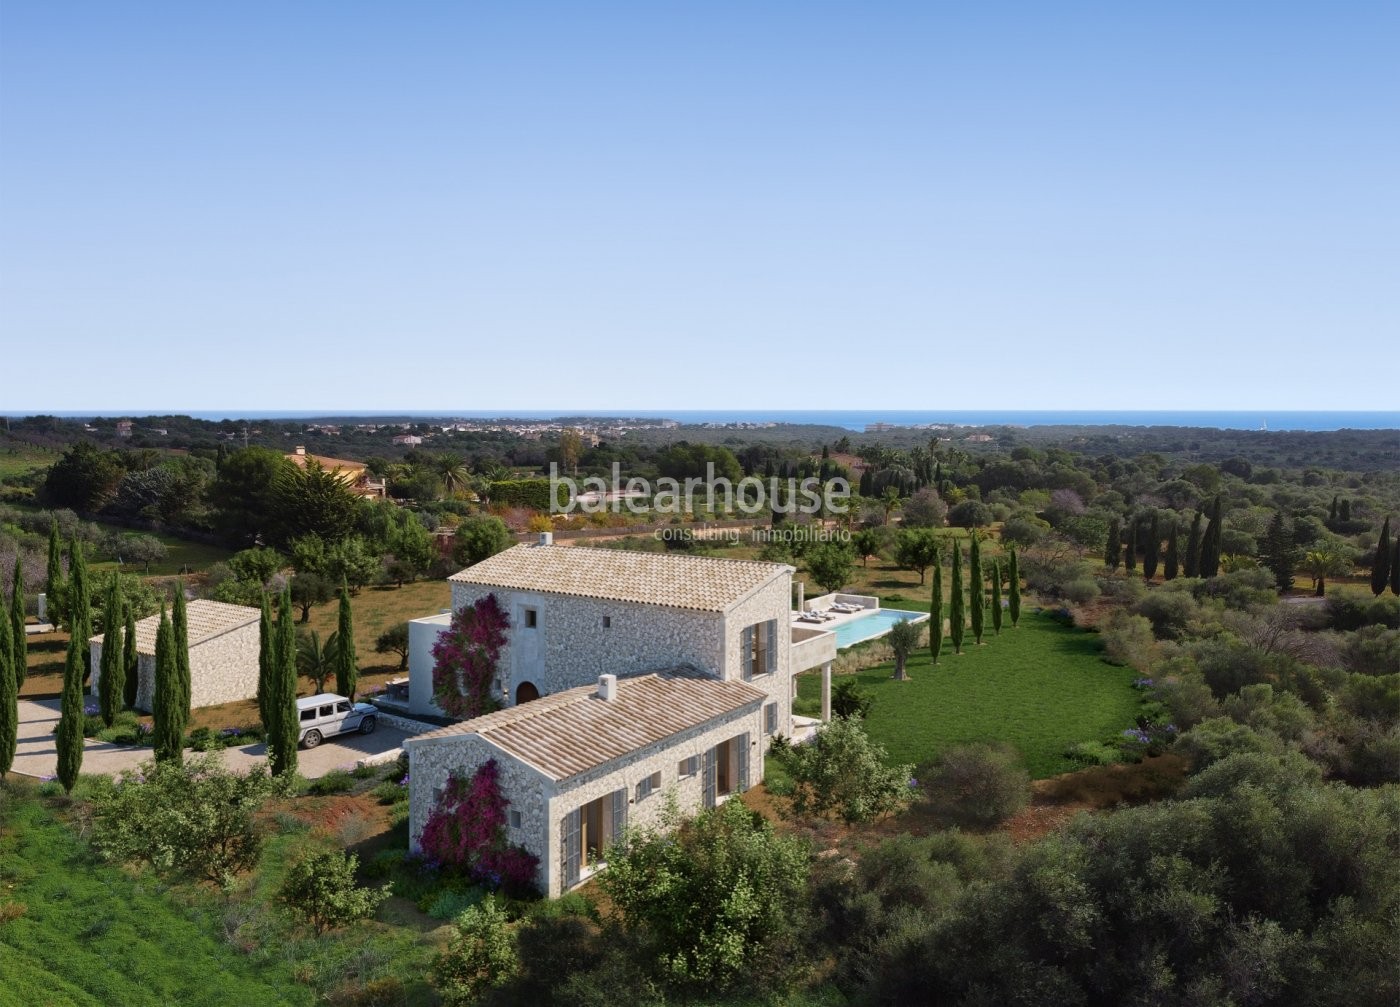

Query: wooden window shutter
left=562, top=808, right=581, bottom=889
left=703, top=745, right=717, bottom=808
left=611, top=788, right=627, bottom=845
left=740, top=625, right=753, bottom=679
left=737, top=733, right=750, bottom=792
left=765, top=620, right=777, bottom=675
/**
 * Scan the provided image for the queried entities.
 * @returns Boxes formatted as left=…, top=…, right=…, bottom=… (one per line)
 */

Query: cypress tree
left=1008, top=547, right=1021, bottom=627
left=1163, top=522, right=1180, bottom=581
left=56, top=626, right=85, bottom=791
left=1391, top=538, right=1399, bottom=596
left=949, top=547, right=965, bottom=654
left=929, top=548, right=943, bottom=666
left=1199, top=496, right=1224, bottom=579
left=0, top=607, right=16, bottom=777
left=98, top=577, right=124, bottom=727
left=333, top=580, right=358, bottom=700
left=990, top=560, right=1003, bottom=635
left=1340, top=499, right=1351, bottom=522
left=45, top=522, right=64, bottom=626
left=152, top=604, right=182, bottom=763
left=11, top=559, right=26, bottom=688
left=68, top=539, right=92, bottom=683
left=122, top=603, right=139, bottom=708
left=1328, top=495, right=1338, bottom=522
left=270, top=589, right=299, bottom=777
left=171, top=585, right=192, bottom=737
left=1104, top=517, right=1122, bottom=570
left=257, top=592, right=273, bottom=730
left=1262, top=510, right=1297, bottom=592
left=1123, top=520, right=1137, bottom=573
left=969, top=535, right=985, bottom=645
left=1142, top=514, right=1160, bottom=581
left=1184, top=511, right=1203, bottom=578
left=1371, top=516, right=1392, bottom=597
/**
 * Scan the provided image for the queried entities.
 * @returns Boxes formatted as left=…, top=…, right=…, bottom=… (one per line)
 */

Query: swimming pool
left=832, top=608, right=929, bottom=649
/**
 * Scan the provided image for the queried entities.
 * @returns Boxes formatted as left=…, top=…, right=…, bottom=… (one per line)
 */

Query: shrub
left=431, top=594, right=509, bottom=720
left=371, top=780, right=409, bottom=805
left=900, top=487, right=947, bottom=528
left=1064, top=740, right=1123, bottom=767
left=419, top=759, right=539, bottom=895
left=307, top=769, right=356, bottom=796
left=947, top=500, right=993, bottom=529
left=280, top=849, right=390, bottom=934
left=1063, top=578, right=1101, bottom=606
left=921, top=743, right=1030, bottom=827
left=433, top=897, right=520, bottom=1006
left=774, top=715, right=914, bottom=824
left=830, top=678, right=874, bottom=720
left=1174, top=718, right=1282, bottom=772
left=1099, top=612, right=1160, bottom=672
left=427, top=887, right=485, bottom=921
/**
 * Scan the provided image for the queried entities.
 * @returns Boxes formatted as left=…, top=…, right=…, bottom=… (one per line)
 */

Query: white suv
left=296, top=693, right=378, bottom=749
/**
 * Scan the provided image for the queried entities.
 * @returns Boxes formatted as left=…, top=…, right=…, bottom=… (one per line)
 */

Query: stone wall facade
left=719, top=578, right=795, bottom=741
left=407, top=700, right=765, bottom=897
left=90, top=622, right=261, bottom=712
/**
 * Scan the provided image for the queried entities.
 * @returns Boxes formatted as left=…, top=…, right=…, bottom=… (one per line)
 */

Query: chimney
left=597, top=674, right=617, bottom=701
left=538, top=531, right=554, bottom=546
left=295, top=445, right=306, bottom=456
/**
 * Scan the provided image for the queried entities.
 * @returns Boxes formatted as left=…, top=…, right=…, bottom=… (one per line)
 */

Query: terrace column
left=821, top=661, right=832, bottom=722
left=797, top=582, right=805, bottom=613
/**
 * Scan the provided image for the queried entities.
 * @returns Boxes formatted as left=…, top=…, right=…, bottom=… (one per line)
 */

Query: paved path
left=10, top=698, right=408, bottom=781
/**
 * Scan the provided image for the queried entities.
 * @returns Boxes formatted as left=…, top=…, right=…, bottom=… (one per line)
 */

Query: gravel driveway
left=9, top=698, right=409, bottom=781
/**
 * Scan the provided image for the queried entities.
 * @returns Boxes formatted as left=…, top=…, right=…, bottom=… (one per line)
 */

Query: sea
left=17, top=410, right=1400, bottom=432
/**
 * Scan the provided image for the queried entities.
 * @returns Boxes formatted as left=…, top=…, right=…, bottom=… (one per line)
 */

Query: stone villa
left=404, top=536, right=836, bottom=896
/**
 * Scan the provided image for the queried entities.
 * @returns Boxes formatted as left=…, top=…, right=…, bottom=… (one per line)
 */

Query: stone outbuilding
left=89, top=599, right=261, bottom=711
left=406, top=668, right=768, bottom=897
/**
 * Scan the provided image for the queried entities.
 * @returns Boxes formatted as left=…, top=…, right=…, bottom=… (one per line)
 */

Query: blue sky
left=1, top=2, right=1395, bottom=412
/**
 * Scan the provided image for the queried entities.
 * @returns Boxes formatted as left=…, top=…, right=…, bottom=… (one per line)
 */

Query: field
left=0, top=785, right=309, bottom=1006
left=0, top=442, right=61, bottom=481
left=90, top=528, right=235, bottom=578
left=794, top=609, right=1143, bottom=778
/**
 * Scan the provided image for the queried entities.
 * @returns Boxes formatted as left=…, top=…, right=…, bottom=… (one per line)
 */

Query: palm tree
left=880, top=486, right=902, bottom=525
left=1302, top=549, right=1349, bottom=596
left=434, top=454, right=470, bottom=497
left=296, top=628, right=339, bottom=693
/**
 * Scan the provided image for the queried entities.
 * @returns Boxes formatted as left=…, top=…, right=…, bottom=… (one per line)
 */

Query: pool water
left=832, top=608, right=929, bottom=649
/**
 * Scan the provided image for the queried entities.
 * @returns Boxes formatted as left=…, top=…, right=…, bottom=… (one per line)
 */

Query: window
left=765, top=702, right=777, bottom=734
left=635, top=770, right=662, bottom=802
left=299, top=709, right=315, bottom=723
left=602, top=615, right=611, bottom=628
left=509, top=810, right=522, bottom=829
left=524, top=608, right=538, bottom=629
left=677, top=755, right=698, bottom=778
left=335, top=701, right=351, bottom=713
left=742, top=620, right=777, bottom=679
left=319, top=705, right=333, bottom=718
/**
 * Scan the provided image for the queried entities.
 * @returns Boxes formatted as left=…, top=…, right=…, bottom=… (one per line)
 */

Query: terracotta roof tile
left=92, top=599, right=259, bottom=656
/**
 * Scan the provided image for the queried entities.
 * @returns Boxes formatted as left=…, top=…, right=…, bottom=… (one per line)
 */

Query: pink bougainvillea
left=419, top=758, right=539, bottom=894
left=431, top=593, right=510, bottom=720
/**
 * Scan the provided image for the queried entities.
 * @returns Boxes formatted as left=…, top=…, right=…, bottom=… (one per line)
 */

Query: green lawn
left=0, top=786, right=310, bottom=1007
left=794, top=610, right=1143, bottom=778
left=91, top=528, right=234, bottom=577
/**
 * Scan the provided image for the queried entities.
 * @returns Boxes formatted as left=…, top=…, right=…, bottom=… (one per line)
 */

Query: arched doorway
left=515, top=681, right=540, bottom=705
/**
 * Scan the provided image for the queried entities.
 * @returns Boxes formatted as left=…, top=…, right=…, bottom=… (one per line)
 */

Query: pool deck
left=792, top=594, right=930, bottom=649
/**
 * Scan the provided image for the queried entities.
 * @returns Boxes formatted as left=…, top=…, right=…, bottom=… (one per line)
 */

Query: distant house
left=392, top=434, right=424, bottom=446
left=89, top=600, right=261, bottom=711
left=405, top=537, right=835, bottom=896
left=115, top=420, right=133, bottom=438
left=284, top=446, right=384, bottom=497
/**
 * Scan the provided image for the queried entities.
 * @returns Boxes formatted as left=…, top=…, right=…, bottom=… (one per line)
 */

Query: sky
left=1, top=2, right=1396, bottom=413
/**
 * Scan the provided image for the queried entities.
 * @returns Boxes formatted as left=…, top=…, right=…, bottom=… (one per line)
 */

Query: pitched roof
left=285, top=452, right=366, bottom=475
left=406, top=670, right=766, bottom=781
left=447, top=543, right=790, bottom=613
left=92, top=599, right=260, bottom=656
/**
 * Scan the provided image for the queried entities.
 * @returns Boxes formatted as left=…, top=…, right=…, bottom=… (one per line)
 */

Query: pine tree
left=0, top=607, right=17, bottom=776
left=1142, top=514, right=1160, bottom=581
left=990, top=560, right=1003, bottom=635
left=45, top=522, right=64, bottom=626
left=949, top=547, right=965, bottom=654
left=969, top=536, right=985, bottom=645
left=1371, top=516, right=1392, bottom=597
left=98, top=577, right=125, bottom=727
left=1263, top=510, right=1298, bottom=592
left=56, top=626, right=85, bottom=791
left=122, top=604, right=139, bottom=708
left=270, top=589, right=299, bottom=777
left=929, top=548, right=943, bottom=666
left=152, top=604, right=182, bottom=763
left=334, top=580, right=358, bottom=700
left=171, top=585, right=192, bottom=738
left=1163, top=522, right=1180, bottom=581
left=257, top=592, right=273, bottom=731
left=1007, top=547, right=1021, bottom=627
left=1123, top=520, right=1137, bottom=573
left=1184, top=511, right=1203, bottom=578
left=1104, top=517, right=1122, bottom=570
left=1199, top=496, right=1224, bottom=578
left=11, top=559, right=27, bottom=688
